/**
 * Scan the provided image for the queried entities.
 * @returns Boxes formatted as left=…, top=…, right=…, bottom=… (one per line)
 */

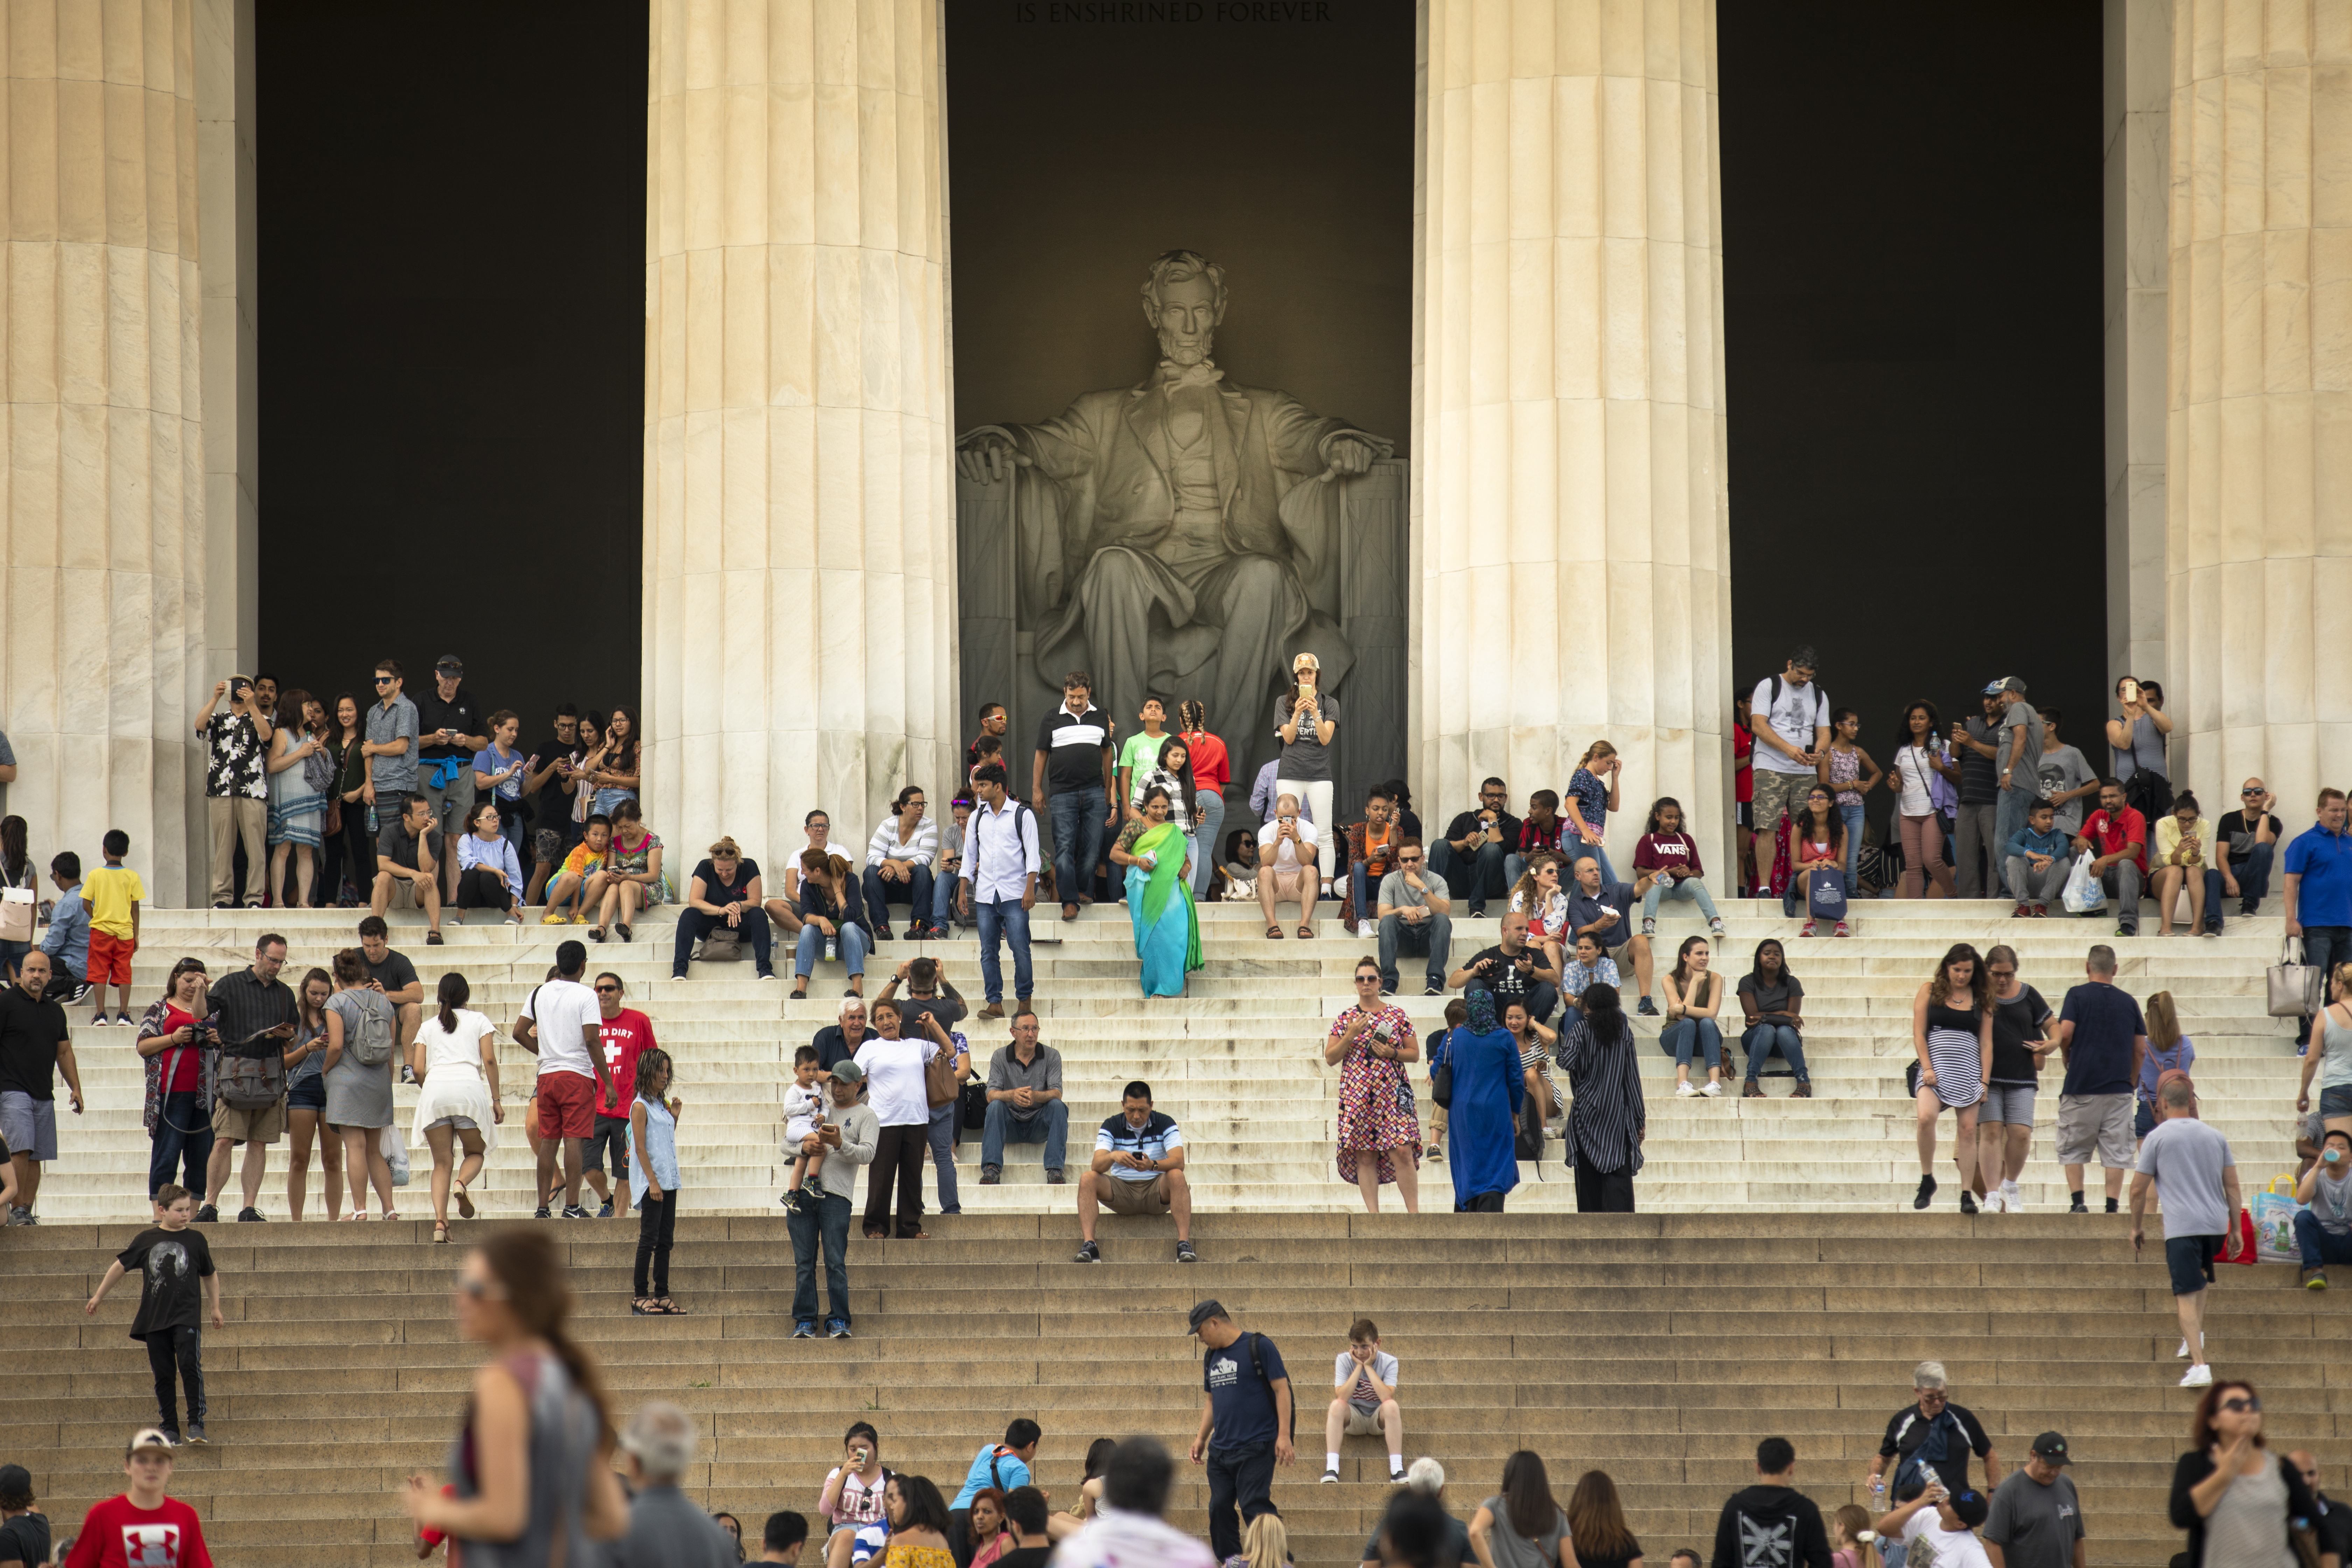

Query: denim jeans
left=674, top=906, right=774, bottom=978
left=975, top=896, right=1033, bottom=1004
left=2231, top=841, right=2276, bottom=908
left=1048, top=785, right=1110, bottom=906
left=1838, top=802, right=1866, bottom=885
left=1429, top=836, right=1507, bottom=913
left=1191, top=788, right=1226, bottom=896
left=981, top=1098, right=1068, bottom=1171
left=2295, top=1209, right=2352, bottom=1269
left=1742, top=1022, right=1809, bottom=1083
left=788, top=1188, right=853, bottom=1328
left=932, top=870, right=959, bottom=930
left=2299, top=927, right=2352, bottom=1044
left=1660, top=1017, right=1723, bottom=1071
left=794, top=920, right=868, bottom=979
left=1560, top=838, right=1617, bottom=884
left=148, top=1090, right=214, bottom=1199
left=861, top=863, right=936, bottom=933
left=1641, top=876, right=1721, bottom=923
left=1205, top=1440, right=1277, bottom=1563
left=927, top=1102, right=961, bottom=1214
left=1377, top=912, right=1452, bottom=992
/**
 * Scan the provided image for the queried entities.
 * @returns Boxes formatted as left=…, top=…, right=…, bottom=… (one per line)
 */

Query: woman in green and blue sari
left=1109, top=784, right=1203, bottom=999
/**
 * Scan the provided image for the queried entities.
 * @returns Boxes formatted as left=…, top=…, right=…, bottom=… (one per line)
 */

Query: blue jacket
left=38, top=886, right=89, bottom=980
left=2004, top=826, right=2070, bottom=862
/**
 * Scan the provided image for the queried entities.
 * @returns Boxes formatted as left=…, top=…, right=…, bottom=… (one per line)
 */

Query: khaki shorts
left=1097, top=1172, right=1172, bottom=1215
left=1751, top=768, right=1811, bottom=831
left=1343, top=1405, right=1388, bottom=1436
left=1261, top=866, right=1314, bottom=905
left=382, top=878, right=430, bottom=910
left=212, top=1098, right=285, bottom=1144
left=2056, top=1092, right=2135, bottom=1168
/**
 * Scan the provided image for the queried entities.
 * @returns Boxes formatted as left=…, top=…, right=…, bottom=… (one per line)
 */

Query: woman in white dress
left=409, top=971, right=502, bottom=1242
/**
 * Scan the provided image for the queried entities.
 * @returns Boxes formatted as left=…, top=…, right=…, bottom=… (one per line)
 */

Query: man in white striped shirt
left=958, top=763, right=1041, bottom=1018
left=862, top=787, right=940, bottom=942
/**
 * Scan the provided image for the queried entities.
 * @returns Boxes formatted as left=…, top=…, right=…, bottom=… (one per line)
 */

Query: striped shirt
left=866, top=814, right=939, bottom=870
left=1558, top=1015, right=1646, bottom=1176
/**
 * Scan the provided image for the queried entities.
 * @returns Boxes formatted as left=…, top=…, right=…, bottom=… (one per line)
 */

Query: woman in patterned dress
left=1326, top=957, right=1422, bottom=1213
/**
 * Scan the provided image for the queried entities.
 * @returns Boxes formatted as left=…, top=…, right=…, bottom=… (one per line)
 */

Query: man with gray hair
left=1867, top=1363, right=2000, bottom=1503
left=1358, top=1459, right=1474, bottom=1568
left=615, top=1400, right=738, bottom=1567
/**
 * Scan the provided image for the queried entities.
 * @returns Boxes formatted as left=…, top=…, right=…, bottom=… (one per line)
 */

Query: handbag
left=2270, top=937, right=2325, bottom=1019
left=1807, top=873, right=1848, bottom=922
left=1428, top=1026, right=1453, bottom=1108
left=960, top=1079, right=988, bottom=1131
left=926, top=1032, right=969, bottom=1108
left=0, top=886, right=31, bottom=944
left=698, top=927, right=745, bottom=962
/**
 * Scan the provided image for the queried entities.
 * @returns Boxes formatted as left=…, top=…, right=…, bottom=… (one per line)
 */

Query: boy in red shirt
left=63, top=1428, right=212, bottom=1568
left=2076, top=778, right=2149, bottom=936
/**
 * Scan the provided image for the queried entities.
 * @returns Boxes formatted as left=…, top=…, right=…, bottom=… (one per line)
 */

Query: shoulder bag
left=2270, top=937, right=2324, bottom=1019
left=926, top=1031, right=969, bottom=1107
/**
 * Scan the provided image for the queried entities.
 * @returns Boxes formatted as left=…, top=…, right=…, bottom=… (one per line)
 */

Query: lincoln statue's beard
left=1158, top=324, right=1213, bottom=366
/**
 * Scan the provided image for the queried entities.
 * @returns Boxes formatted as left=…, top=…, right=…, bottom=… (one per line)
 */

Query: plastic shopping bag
left=2061, top=850, right=2105, bottom=915
left=382, top=1125, right=412, bottom=1188
left=2253, top=1175, right=2305, bottom=1264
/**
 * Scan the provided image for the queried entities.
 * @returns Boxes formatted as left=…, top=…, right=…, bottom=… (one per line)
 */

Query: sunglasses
left=2219, top=1396, right=2261, bottom=1413
left=454, top=1273, right=508, bottom=1301
left=594, top=983, right=621, bottom=994
left=1399, top=855, right=1423, bottom=864
left=2243, top=789, right=2264, bottom=796
left=373, top=676, right=394, bottom=686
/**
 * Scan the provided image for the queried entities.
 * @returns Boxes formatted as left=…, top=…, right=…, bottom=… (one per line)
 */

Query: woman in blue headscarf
left=1108, top=783, right=1203, bottom=998
left=1443, top=988, right=1525, bottom=1212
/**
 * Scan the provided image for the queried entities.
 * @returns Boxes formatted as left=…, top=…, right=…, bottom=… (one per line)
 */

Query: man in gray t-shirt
left=1990, top=680, right=2046, bottom=860
left=2292, top=1128, right=2352, bottom=1286
left=1984, top=1435, right=2086, bottom=1568
left=2130, top=1078, right=2240, bottom=1387
left=365, top=665, right=421, bottom=802
left=2033, top=715, right=2099, bottom=837
left=1375, top=842, right=1452, bottom=996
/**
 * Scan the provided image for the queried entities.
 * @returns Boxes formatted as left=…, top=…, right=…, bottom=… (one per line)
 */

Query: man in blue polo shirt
left=1074, top=1082, right=1194, bottom=1264
left=2287, top=788, right=2352, bottom=1052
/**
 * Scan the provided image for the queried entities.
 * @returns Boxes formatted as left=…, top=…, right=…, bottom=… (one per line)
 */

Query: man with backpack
left=957, top=762, right=1040, bottom=1022
left=196, top=933, right=301, bottom=1223
left=1189, top=1298, right=1295, bottom=1562
left=1865, top=1363, right=2001, bottom=1503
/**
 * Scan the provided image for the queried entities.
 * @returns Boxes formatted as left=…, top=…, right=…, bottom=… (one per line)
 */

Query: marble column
left=2165, top=0, right=2352, bottom=817
left=644, top=0, right=957, bottom=867
left=2107, top=0, right=2170, bottom=694
left=2, top=0, right=207, bottom=902
left=1416, top=0, right=1731, bottom=847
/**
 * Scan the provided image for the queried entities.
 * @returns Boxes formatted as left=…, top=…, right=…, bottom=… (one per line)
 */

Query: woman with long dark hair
left=409, top=972, right=501, bottom=1244
left=1134, top=735, right=1199, bottom=864
left=1633, top=797, right=1723, bottom=938
left=1660, top=935, right=1727, bottom=1097
left=1564, top=1470, right=1640, bottom=1568
left=327, top=692, right=373, bottom=906
left=586, top=705, right=641, bottom=818
left=1911, top=943, right=1992, bottom=1213
left=1177, top=700, right=1231, bottom=897
left=1559, top=984, right=1645, bottom=1213
left=134, top=957, right=215, bottom=1202
left=2169, top=1379, right=2320, bottom=1568
left=284, top=966, right=342, bottom=1221
left=1818, top=707, right=1883, bottom=892
left=399, top=1228, right=628, bottom=1561
left=1784, top=783, right=1850, bottom=937
left=0, top=813, right=36, bottom=982
left=793, top=849, right=869, bottom=1001
left=1108, top=784, right=1201, bottom=999
left=882, top=1475, right=956, bottom=1568
left=455, top=801, right=527, bottom=926
left=1890, top=701, right=1956, bottom=899
left=630, top=1046, right=685, bottom=1315
left=1469, top=1450, right=1574, bottom=1568
left=1735, top=940, right=1811, bottom=1098
left=264, top=688, right=328, bottom=909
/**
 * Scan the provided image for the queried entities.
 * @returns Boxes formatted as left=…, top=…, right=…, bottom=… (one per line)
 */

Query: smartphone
left=2121, top=678, right=2141, bottom=705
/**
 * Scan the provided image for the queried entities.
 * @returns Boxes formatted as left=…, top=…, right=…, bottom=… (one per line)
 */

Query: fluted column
left=2, top=0, right=206, bottom=901
left=644, top=0, right=957, bottom=864
left=2166, top=0, right=2352, bottom=816
left=1416, top=0, right=1731, bottom=846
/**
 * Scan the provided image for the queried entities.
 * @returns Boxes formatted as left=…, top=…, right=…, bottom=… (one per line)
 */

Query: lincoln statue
left=954, top=250, right=1393, bottom=776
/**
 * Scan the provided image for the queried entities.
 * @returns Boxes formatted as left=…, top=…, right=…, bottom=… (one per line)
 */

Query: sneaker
left=213, top=900, right=234, bottom=910
left=1045, top=1169, right=1067, bottom=1185
left=2116, top=924, right=2136, bottom=937
left=2304, top=1267, right=2329, bottom=1290
left=2202, top=928, right=2219, bottom=939
left=2002, top=1180, right=2022, bottom=1213
left=534, top=1206, right=552, bottom=1220
left=2012, top=903, right=2031, bottom=918
left=2032, top=903, right=2050, bottom=917
left=1676, top=1081, right=1698, bottom=1097
left=2180, top=1365, right=2214, bottom=1388
left=827, top=1320, right=853, bottom=1338
left=1912, top=1174, right=1938, bottom=1211
left=1700, top=1080, right=1723, bottom=1097
left=2, top=1207, right=26, bottom=1227
left=400, top=1065, right=418, bottom=1086
left=1175, top=1240, right=1198, bottom=1264
left=2068, top=1197, right=2089, bottom=1213
left=1708, top=918, right=1726, bottom=936
left=2242, top=900, right=2259, bottom=917
left=1073, top=1239, right=1101, bottom=1263
left=1321, top=1469, right=1340, bottom=1484
left=1799, top=920, right=1816, bottom=938
left=2178, top=1334, right=2204, bottom=1358
left=158, top=1430, right=181, bottom=1448
left=186, top=1424, right=209, bottom=1446
left=791, top=1321, right=817, bottom=1338
left=1426, top=1143, right=1447, bottom=1163
left=236, top=1207, right=264, bottom=1222
left=597, top=1200, right=614, bottom=1219
left=1637, top=997, right=1659, bottom=1017
left=981, top=1166, right=1003, bottom=1185
left=1641, top=918, right=1657, bottom=936
left=195, top=1204, right=219, bottom=1224
left=1424, top=983, right=1443, bottom=995
left=1390, top=1467, right=1408, bottom=1484
left=561, top=1205, right=589, bottom=1220
left=1833, top=921, right=1850, bottom=938
left=1982, top=1188, right=2005, bottom=1214
left=1958, top=1190, right=1978, bottom=1215
left=68, top=982, right=92, bottom=1003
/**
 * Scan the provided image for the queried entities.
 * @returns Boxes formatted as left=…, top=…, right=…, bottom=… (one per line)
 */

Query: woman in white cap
left=1274, top=653, right=1338, bottom=894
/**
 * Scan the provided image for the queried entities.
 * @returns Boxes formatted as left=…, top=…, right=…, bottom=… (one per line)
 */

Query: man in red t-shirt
left=64, top=1427, right=212, bottom=1568
left=2075, top=778, right=2149, bottom=936
left=580, top=971, right=658, bottom=1220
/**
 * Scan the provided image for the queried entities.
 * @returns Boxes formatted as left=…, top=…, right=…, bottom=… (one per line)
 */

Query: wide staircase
left=5, top=895, right=2338, bottom=1565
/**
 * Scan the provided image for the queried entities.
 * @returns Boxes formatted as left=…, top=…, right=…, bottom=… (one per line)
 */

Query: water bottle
left=825, top=936, right=838, bottom=963
left=1918, top=1463, right=1944, bottom=1498
left=366, top=803, right=378, bottom=835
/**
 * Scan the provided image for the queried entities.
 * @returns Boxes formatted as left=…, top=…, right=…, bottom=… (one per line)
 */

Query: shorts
left=1261, top=866, right=1314, bottom=905
left=536, top=1071, right=596, bottom=1140
left=1751, top=769, right=1811, bottom=831
left=2322, top=1085, right=2352, bottom=1120
left=86, top=929, right=136, bottom=987
left=2055, top=1093, right=2136, bottom=1168
left=585, top=1114, right=632, bottom=1177
left=211, top=1099, right=285, bottom=1144
left=286, top=1077, right=327, bottom=1112
left=421, top=766, right=477, bottom=840
left=0, top=1091, right=58, bottom=1161
left=1980, top=1082, right=2038, bottom=1127
left=381, top=878, right=431, bottom=910
left=1343, top=1405, right=1388, bottom=1435
left=1097, top=1172, right=1172, bottom=1215
left=2166, top=1233, right=2223, bottom=1296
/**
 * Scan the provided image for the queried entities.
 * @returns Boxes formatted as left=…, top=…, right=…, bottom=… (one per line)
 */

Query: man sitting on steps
left=1074, top=1081, right=1194, bottom=1264
left=981, top=1010, right=1066, bottom=1186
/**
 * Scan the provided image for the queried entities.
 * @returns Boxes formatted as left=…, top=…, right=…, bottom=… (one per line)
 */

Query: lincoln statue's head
left=1141, top=250, right=1227, bottom=368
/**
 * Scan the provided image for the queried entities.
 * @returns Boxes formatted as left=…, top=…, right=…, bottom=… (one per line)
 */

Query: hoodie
left=1712, top=1485, right=1834, bottom=1568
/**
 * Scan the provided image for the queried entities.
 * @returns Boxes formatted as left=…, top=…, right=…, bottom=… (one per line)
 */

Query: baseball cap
left=1982, top=677, right=2027, bottom=697
left=2030, top=1433, right=2071, bottom=1465
left=828, top=1059, right=864, bottom=1085
left=0, top=1463, right=30, bottom=1499
left=1187, top=1300, right=1228, bottom=1335
left=126, top=1427, right=175, bottom=1457
left=1945, top=1490, right=1990, bottom=1529
left=435, top=654, right=465, bottom=676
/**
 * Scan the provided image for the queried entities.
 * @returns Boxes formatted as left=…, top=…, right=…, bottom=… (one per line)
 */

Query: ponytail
left=435, top=972, right=469, bottom=1038
left=477, top=1228, right=611, bottom=1442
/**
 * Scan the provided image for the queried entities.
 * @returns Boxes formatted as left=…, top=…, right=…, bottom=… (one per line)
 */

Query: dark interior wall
left=1717, top=3, right=2109, bottom=833
left=256, top=3, right=646, bottom=734
left=945, top=2, right=1417, bottom=450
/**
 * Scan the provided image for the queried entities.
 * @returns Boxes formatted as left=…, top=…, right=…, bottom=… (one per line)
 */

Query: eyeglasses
left=1356, top=973, right=1382, bottom=983
left=454, top=1273, right=508, bottom=1301
left=2219, top=1396, right=2261, bottom=1414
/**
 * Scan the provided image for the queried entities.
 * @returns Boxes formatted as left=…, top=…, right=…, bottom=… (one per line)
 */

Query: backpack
left=1239, top=1331, right=1298, bottom=1441
left=966, top=800, right=1036, bottom=899
left=345, top=994, right=396, bottom=1068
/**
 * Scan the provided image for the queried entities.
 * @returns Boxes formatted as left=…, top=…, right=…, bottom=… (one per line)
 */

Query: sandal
left=453, top=1178, right=475, bottom=1220
left=656, top=1297, right=688, bottom=1315
left=340, top=1211, right=366, bottom=1221
left=433, top=1222, right=450, bottom=1244
left=382, top=1210, right=400, bottom=1223
left=1297, top=924, right=1316, bottom=939
left=791, top=982, right=809, bottom=1000
left=631, top=1298, right=659, bottom=1316
left=615, top=923, right=632, bottom=943
left=589, top=926, right=607, bottom=943
left=1266, top=925, right=1285, bottom=940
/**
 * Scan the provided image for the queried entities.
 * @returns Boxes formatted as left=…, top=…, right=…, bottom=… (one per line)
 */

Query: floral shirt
left=202, top=710, right=267, bottom=800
